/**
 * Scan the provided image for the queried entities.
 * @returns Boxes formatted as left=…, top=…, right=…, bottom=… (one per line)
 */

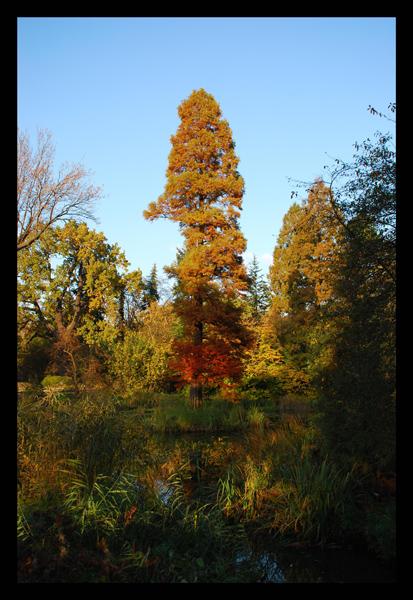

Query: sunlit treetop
left=270, top=179, right=345, bottom=316
left=143, top=90, right=250, bottom=400
left=144, top=88, right=247, bottom=294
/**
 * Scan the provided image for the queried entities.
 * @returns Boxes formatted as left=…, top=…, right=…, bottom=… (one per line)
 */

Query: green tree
left=317, top=125, right=396, bottom=471
left=18, top=221, right=141, bottom=385
left=268, top=180, right=344, bottom=378
left=245, top=255, right=270, bottom=320
left=140, top=264, right=160, bottom=310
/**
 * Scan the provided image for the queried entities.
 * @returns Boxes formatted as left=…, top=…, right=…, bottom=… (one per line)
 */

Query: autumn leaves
left=144, top=89, right=249, bottom=403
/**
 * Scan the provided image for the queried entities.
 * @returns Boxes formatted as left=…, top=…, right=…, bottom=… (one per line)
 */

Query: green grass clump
left=149, top=398, right=249, bottom=432
left=246, top=406, right=267, bottom=429
left=17, top=460, right=263, bottom=583
left=41, top=375, right=74, bottom=389
left=271, top=455, right=356, bottom=543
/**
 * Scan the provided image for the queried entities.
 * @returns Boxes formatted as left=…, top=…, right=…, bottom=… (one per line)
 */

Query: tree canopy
left=17, top=129, right=101, bottom=252
left=144, top=89, right=250, bottom=405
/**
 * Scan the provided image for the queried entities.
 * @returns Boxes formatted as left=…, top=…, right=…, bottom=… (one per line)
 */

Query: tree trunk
left=118, top=284, right=126, bottom=340
left=190, top=318, right=203, bottom=408
left=64, top=349, right=80, bottom=394
left=190, top=382, right=203, bottom=409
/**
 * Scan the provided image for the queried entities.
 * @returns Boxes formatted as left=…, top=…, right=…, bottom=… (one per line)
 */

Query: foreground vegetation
left=17, top=389, right=395, bottom=583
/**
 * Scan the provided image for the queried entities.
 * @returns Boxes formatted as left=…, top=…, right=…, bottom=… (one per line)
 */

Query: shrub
left=239, top=376, right=283, bottom=403
left=18, top=336, right=51, bottom=383
left=109, top=332, right=172, bottom=396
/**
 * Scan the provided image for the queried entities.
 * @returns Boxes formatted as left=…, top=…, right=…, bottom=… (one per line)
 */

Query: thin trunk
left=63, top=349, right=80, bottom=394
left=190, top=382, right=203, bottom=409
left=118, top=284, right=125, bottom=340
left=190, top=317, right=203, bottom=408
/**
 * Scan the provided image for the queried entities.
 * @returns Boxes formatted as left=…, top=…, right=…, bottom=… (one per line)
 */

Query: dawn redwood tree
left=144, top=89, right=249, bottom=406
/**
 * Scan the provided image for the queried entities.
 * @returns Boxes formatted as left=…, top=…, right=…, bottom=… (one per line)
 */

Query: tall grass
left=246, top=406, right=267, bottom=429
left=18, top=389, right=394, bottom=582
left=271, top=455, right=356, bottom=543
left=18, top=457, right=262, bottom=583
left=149, top=398, right=249, bottom=432
left=216, top=418, right=358, bottom=544
left=60, top=459, right=140, bottom=537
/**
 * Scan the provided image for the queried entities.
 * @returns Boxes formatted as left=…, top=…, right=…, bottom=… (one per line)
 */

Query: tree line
left=17, top=90, right=395, bottom=474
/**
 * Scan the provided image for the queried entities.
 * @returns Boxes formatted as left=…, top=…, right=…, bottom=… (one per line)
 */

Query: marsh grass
left=17, top=390, right=395, bottom=582
left=246, top=406, right=267, bottom=429
left=18, top=457, right=262, bottom=583
left=17, top=392, right=263, bottom=581
left=149, top=397, right=250, bottom=432
left=271, top=455, right=357, bottom=543
left=216, top=417, right=359, bottom=544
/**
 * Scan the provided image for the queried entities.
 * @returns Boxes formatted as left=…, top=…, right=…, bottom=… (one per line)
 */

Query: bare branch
left=17, top=129, right=101, bottom=252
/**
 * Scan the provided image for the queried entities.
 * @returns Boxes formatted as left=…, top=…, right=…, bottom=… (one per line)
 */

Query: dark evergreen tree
left=245, top=255, right=270, bottom=320
left=140, top=264, right=160, bottom=310
left=317, top=127, right=396, bottom=472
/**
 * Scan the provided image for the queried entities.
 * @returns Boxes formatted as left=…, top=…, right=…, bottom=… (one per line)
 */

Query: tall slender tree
left=245, top=255, right=271, bottom=320
left=140, top=264, right=160, bottom=310
left=144, top=89, right=249, bottom=406
left=269, top=180, right=344, bottom=373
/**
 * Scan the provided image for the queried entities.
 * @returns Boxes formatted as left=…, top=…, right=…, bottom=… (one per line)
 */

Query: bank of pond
left=17, top=387, right=396, bottom=583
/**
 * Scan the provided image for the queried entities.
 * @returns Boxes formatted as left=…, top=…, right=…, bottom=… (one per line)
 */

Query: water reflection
left=123, top=427, right=395, bottom=583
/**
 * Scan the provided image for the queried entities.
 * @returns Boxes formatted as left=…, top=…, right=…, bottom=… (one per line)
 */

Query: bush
left=109, top=332, right=173, bottom=395
left=18, top=336, right=51, bottom=383
left=239, top=376, right=283, bottom=403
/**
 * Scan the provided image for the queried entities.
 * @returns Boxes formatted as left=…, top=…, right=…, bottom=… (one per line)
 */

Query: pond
left=18, top=395, right=396, bottom=583
left=120, top=424, right=396, bottom=583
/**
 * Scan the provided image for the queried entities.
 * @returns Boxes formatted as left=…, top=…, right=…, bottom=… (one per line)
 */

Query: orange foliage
left=144, top=90, right=250, bottom=396
left=170, top=340, right=244, bottom=388
left=144, top=89, right=247, bottom=294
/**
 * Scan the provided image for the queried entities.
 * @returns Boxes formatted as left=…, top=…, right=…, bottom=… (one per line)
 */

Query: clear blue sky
left=18, top=17, right=396, bottom=282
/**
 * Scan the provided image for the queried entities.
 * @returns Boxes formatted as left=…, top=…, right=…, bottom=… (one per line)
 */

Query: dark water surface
left=122, top=426, right=396, bottom=583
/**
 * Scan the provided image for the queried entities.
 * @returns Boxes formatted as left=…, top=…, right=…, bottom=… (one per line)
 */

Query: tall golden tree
left=144, top=89, right=249, bottom=406
left=269, top=179, right=345, bottom=374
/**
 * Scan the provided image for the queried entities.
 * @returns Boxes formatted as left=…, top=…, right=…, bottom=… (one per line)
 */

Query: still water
left=123, top=426, right=396, bottom=583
